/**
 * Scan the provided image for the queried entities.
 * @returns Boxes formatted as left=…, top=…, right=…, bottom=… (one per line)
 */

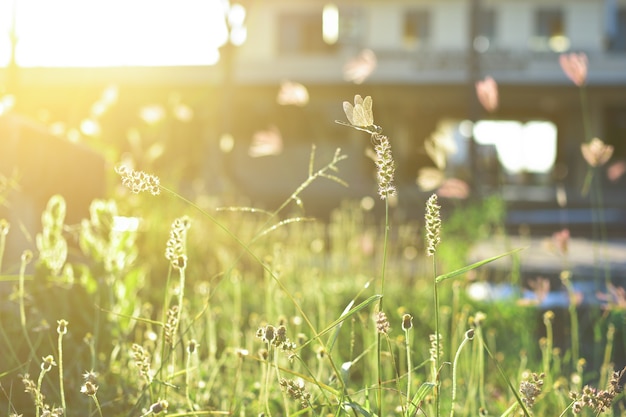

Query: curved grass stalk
left=480, top=336, right=531, bottom=417
left=450, top=329, right=474, bottom=417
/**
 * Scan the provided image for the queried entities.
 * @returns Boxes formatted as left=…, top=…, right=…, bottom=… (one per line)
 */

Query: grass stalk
left=56, top=320, right=68, bottom=413
left=403, top=316, right=413, bottom=415
left=480, top=337, right=531, bottom=417
left=599, top=323, right=615, bottom=389
left=425, top=193, right=442, bottom=417
left=450, top=329, right=474, bottom=417
left=0, top=219, right=8, bottom=273
left=264, top=346, right=273, bottom=417
left=89, top=393, right=104, bottom=417
left=560, top=272, right=580, bottom=367
left=185, top=340, right=198, bottom=412
left=542, top=311, right=554, bottom=388
left=433, top=256, right=441, bottom=417
left=18, top=250, right=37, bottom=364
left=376, top=196, right=391, bottom=417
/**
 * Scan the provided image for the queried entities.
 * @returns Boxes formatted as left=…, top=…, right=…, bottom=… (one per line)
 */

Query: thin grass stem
left=450, top=330, right=473, bottom=417
left=18, top=250, right=37, bottom=364
left=433, top=256, right=441, bottom=417
left=57, top=320, right=68, bottom=413
left=90, top=394, right=104, bottom=417
left=404, top=324, right=413, bottom=416
left=0, top=219, right=8, bottom=273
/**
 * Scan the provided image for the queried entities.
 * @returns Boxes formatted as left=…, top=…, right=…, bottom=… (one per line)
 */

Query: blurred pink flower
left=437, top=178, right=470, bottom=199
left=530, top=277, right=551, bottom=303
left=597, top=284, right=626, bottom=310
left=475, top=76, right=498, bottom=113
left=248, top=126, right=283, bottom=157
left=343, top=49, right=377, bottom=84
left=581, top=137, right=613, bottom=167
left=551, top=228, right=570, bottom=255
left=607, top=160, right=626, bottom=182
left=277, top=81, right=309, bottom=106
left=559, top=53, right=588, bottom=87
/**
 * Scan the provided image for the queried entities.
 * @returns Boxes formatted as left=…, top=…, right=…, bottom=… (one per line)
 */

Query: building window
left=403, top=9, right=430, bottom=49
left=278, top=12, right=337, bottom=55
left=338, top=7, right=365, bottom=46
left=532, top=8, right=569, bottom=52
left=607, top=8, right=626, bottom=52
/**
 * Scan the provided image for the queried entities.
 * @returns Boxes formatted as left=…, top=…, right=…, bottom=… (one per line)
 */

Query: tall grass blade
left=435, top=248, right=524, bottom=283
left=407, top=382, right=436, bottom=417
left=300, top=294, right=382, bottom=350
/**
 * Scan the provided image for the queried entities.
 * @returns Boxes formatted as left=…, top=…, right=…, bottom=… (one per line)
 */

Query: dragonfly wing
left=353, top=103, right=369, bottom=127
left=362, top=96, right=374, bottom=125
left=343, top=101, right=356, bottom=125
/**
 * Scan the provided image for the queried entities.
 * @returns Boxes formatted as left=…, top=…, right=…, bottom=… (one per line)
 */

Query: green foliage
left=0, top=125, right=623, bottom=417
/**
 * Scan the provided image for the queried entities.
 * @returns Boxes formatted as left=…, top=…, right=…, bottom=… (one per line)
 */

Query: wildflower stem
left=176, top=266, right=185, bottom=344
left=591, top=175, right=611, bottom=287
left=57, top=327, right=66, bottom=412
left=542, top=312, right=554, bottom=386
left=600, top=323, right=616, bottom=389
left=562, top=275, right=580, bottom=367
left=264, top=346, right=273, bottom=417
left=579, top=86, right=592, bottom=143
left=0, top=219, right=8, bottom=273
left=404, top=326, right=412, bottom=415
left=376, top=195, right=391, bottom=417
left=36, top=364, right=51, bottom=417
left=91, top=394, right=104, bottom=417
left=433, top=256, right=441, bottom=417
left=450, top=330, right=473, bottom=417
left=18, top=250, right=37, bottom=364
left=499, top=401, right=518, bottom=417
left=185, top=342, right=195, bottom=412
left=579, top=85, right=595, bottom=197
left=480, top=339, right=531, bottom=417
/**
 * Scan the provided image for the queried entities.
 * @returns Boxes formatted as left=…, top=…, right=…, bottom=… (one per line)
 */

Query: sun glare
left=0, top=0, right=231, bottom=67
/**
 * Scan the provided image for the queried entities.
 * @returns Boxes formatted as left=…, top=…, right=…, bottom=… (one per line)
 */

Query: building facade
left=1, top=0, right=625, bottom=220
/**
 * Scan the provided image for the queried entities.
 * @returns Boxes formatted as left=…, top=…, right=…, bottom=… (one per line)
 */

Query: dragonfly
left=335, top=95, right=383, bottom=136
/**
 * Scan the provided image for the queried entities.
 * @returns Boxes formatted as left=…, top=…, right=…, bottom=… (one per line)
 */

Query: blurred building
left=230, top=0, right=626, bottom=230
left=1, top=0, right=625, bottom=229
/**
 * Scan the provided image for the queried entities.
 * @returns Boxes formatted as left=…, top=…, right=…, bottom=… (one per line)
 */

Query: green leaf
left=435, top=247, right=524, bottom=283
left=299, top=294, right=382, bottom=350
left=407, top=382, right=436, bottom=416
left=341, top=402, right=373, bottom=417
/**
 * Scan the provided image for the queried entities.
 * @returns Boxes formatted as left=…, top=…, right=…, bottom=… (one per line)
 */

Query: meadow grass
left=1, top=93, right=625, bottom=417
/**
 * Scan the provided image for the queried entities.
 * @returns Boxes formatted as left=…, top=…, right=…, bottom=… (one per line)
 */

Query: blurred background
left=1, top=0, right=626, bottom=238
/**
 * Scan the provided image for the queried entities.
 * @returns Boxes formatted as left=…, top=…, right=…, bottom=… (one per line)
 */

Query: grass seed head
left=115, top=165, right=161, bottom=195
left=375, top=311, right=390, bottom=334
left=374, top=135, right=396, bottom=199
left=425, top=194, right=441, bottom=256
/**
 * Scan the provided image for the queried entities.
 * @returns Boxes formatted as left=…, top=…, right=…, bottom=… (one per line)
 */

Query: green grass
left=1, top=98, right=625, bottom=417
